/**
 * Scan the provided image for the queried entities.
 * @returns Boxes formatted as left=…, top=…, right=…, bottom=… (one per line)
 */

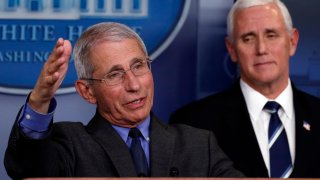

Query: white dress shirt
left=240, top=79, right=295, bottom=176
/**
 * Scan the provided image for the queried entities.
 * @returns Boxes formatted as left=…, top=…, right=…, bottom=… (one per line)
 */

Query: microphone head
left=137, top=173, right=147, bottom=177
left=169, top=167, right=179, bottom=177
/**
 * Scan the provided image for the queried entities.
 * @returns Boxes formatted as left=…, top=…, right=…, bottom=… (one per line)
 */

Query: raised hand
left=29, top=38, right=72, bottom=114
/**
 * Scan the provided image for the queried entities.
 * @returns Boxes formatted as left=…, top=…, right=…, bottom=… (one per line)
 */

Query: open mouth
left=124, top=97, right=146, bottom=109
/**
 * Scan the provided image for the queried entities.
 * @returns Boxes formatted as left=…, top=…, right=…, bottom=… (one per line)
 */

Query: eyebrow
left=240, top=28, right=279, bottom=38
left=130, top=57, right=145, bottom=63
left=265, top=28, right=278, bottom=33
left=105, top=57, right=145, bottom=73
left=240, top=31, right=255, bottom=39
left=107, top=65, right=123, bottom=74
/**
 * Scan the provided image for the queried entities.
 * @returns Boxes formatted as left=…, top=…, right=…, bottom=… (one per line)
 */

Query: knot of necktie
left=129, top=128, right=142, bottom=138
left=264, top=101, right=281, bottom=114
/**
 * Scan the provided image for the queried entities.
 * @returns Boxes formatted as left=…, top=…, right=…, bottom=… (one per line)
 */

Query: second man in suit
left=170, top=0, right=320, bottom=178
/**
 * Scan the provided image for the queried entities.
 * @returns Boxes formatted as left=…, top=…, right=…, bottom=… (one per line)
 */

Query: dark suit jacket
left=4, top=111, right=243, bottom=179
left=170, top=81, right=320, bottom=178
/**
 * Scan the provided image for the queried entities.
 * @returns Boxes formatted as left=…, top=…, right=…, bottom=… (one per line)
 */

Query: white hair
left=73, top=22, right=148, bottom=79
left=227, top=0, right=293, bottom=41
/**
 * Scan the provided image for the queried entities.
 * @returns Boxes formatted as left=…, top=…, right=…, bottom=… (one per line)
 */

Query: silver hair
left=226, top=0, right=293, bottom=42
left=73, top=22, right=148, bottom=79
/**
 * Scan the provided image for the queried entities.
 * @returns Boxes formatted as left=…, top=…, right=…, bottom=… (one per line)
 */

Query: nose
left=124, top=70, right=141, bottom=92
left=256, top=36, right=268, bottom=55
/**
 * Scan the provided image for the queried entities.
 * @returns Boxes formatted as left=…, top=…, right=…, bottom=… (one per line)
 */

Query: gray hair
left=226, top=0, right=293, bottom=41
left=73, top=22, right=148, bottom=79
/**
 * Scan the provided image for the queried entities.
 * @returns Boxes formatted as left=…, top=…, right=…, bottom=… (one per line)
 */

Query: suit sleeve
left=208, top=131, right=245, bottom=177
left=4, top=119, right=74, bottom=179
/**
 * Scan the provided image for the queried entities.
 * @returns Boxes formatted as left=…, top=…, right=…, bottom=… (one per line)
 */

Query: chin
left=129, top=111, right=149, bottom=121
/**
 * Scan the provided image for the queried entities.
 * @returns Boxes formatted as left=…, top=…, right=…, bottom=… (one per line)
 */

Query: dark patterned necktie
left=264, top=101, right=293, bottom=178
left=129, top=128, right=149, bottom=177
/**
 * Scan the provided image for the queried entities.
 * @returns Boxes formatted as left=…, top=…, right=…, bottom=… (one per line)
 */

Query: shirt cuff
left=18, top=94, right=57, bottom=139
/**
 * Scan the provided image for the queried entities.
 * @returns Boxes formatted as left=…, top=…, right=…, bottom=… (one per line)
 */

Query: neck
left=244, top=79, right=289, bottom=99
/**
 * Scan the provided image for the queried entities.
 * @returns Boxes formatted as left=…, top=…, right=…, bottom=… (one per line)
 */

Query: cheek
left=270, top=39, right=290, bottom=54
left=147, top=76, right=154, bottom=94
left=148, top=85, right=154, bottom=106
left=235, top=44, right=253, bottom=58
left=270, top=46, right=290, bottom=64
left=98, top=89, right=122, bottom=112
left=144, top=75, right=154, bottom=106
left=236, top=50, right=253, bottom=67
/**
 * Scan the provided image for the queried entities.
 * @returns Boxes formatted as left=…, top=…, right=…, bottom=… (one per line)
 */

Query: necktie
left=264, top=101, right=293, bottom=178
left=129, top=128, right=149, bottom=177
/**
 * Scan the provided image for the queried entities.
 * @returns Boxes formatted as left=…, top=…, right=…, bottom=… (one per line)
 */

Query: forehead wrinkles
left=234, top=4, right=285, bottom=34
left=87, top=41, right=114, bottom=74
left=89, top=40, right=146, bottom=75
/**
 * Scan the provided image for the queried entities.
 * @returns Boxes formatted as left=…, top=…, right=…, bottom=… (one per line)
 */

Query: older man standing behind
left=170, top=0, right=320, bottom=178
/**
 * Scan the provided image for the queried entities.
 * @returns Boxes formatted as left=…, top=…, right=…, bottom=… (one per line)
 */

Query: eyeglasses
left=82, top=59, right=152, bottom=86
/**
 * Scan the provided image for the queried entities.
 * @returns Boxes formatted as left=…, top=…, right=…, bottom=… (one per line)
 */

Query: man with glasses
left=4, top=22, right=243, bottom=179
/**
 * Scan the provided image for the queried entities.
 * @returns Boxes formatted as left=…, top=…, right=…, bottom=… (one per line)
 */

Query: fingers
left=44, top=71, right=60, bottom=86
left=49, top=38, right=65, bottom=62
left=46, top=55, right=67, bottom=81
left=47, top=38, right=71, bottom=65
left=62, top=39, right=72, bottom=60
left=29, top=38, right=72, bottom=113
left=46, top=39, right=70, bottom=74
left=44, top=38, right=72, bottom=85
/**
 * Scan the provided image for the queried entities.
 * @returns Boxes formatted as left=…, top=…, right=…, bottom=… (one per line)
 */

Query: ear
left=289, top=28, right=299, bottom=56
left=75, top=80, right=97, bottom=104
left=225, top=37, right=238, bottom=63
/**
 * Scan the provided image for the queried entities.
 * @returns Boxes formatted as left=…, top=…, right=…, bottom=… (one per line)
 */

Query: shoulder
left=51, top=121, right=89, bottom=138
left=169, top=85, right=240, bottom=125
left=170, top=123, right=210, bottom=134
left=171, top=92, right=222, bottom=118
left=292, top=88, right=320, bottom=130
left=153, top=116, right=213, bottom=140
left=166, top=123, right=223, bottom=157
left=294, top=88, right=320, bottom=104
left=182, top=90, right=233, bottom=109
left=172, top=83, right=241, bottom=115
left=53, top=121, right=86, bottom=130
left=167, top=123, right=215, bottom=144
left=48, top=121, right=102, bottom=154
left=293, top=88, right=320, bottom=114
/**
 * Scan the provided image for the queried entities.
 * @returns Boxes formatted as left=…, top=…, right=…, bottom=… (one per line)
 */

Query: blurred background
left=1, top=0, right=319, bottom=179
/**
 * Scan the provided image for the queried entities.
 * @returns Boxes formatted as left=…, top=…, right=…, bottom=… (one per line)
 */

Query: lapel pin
left=303, top=121, right=311, bottom=131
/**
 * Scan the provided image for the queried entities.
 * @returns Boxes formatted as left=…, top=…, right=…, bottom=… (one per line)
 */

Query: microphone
left=137, top=173, right=147, bottom=177
left=169, top=167, right=179, bottom=177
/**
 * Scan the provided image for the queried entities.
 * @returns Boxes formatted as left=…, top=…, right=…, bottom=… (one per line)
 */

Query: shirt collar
left=112, top=116, right=150, bottom=142
left=275, top=81, right=294, bottom=119
left=240, top=79, right=293, bottom=121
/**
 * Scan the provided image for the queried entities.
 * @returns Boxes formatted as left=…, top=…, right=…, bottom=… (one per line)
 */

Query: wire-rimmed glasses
left=82, top=58, right=152, bottom=86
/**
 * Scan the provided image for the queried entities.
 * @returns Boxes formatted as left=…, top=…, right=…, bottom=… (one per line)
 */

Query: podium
left=24, top=178, right=320, bottom=180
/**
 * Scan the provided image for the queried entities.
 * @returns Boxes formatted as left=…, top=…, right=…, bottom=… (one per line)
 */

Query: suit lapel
left=223, top=83, right=268, bottom=176
left=226, top=83, right=264, bottom=155
left=149, top=115, right=175, bottom=176
left=290, top=87, right=312, bottom=176
left=86, top=112, right=137, bottom=177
